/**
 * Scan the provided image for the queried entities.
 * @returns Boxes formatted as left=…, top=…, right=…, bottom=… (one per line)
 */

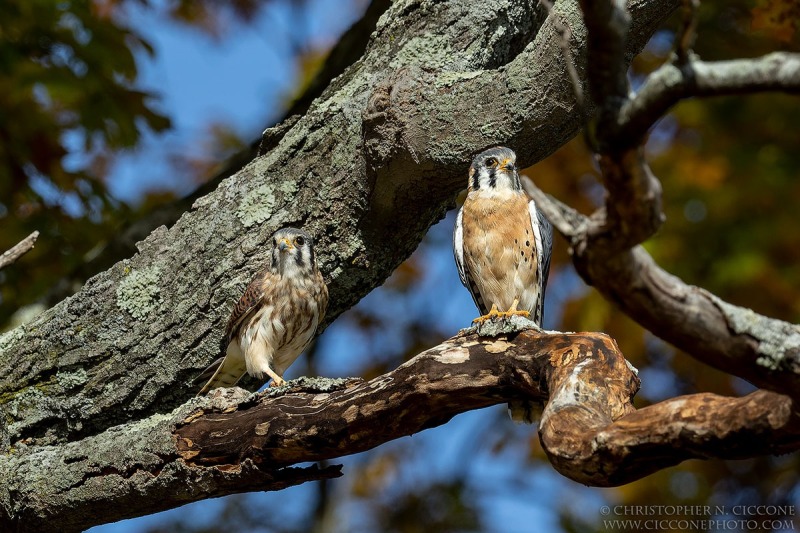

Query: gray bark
left=0, top=0, right=680, bottom=529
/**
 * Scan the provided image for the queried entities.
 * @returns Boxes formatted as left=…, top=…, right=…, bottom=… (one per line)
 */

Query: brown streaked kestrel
left=198, top=227, right=328, bottom=395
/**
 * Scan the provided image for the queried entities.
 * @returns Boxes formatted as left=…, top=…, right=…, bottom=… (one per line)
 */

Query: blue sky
left=107, top=0, right=363, bottom=203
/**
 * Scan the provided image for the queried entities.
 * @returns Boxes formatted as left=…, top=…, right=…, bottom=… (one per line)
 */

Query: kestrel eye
left=486, top=157, right=497, bottom=167
left=295, top=236, right=305, bottom=246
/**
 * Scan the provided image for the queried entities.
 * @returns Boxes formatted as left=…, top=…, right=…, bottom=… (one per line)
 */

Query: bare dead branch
left=618, top=52, right=800, bottom=147
left=0, top=231, right=39, bottom=271
left=539, top=0, right=584, bottom=109
left=675, top=0, right=699, bottom=64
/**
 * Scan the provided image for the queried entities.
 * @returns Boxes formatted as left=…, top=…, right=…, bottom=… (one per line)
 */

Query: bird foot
left=473, top=299, right=529, bottom=322
left=268, top=376, right=286, bottom=387
left=497, top=309, right=530, bottom=319
left=472, top=304, right=502, bottom=323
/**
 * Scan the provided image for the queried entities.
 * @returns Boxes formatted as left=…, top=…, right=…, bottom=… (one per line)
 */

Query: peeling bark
left=5, top=324, right=798, bottom=532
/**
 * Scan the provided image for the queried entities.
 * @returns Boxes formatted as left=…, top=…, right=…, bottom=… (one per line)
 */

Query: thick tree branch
left=0, top=0, right=679, bottom=453
left=6, top=325, right=798, bottom=531
left=32, top=0, right=393, bottom=316
left=543, top=389, right=800, bottom=486
left=0, top=232, right=39, bottom=271
left=0, top=385, right=343, bottom=533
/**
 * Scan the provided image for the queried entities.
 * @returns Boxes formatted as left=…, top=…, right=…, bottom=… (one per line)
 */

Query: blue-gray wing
left=453, top=208, right=467, bottom=287
left=528, top=200, right=553, bottom=326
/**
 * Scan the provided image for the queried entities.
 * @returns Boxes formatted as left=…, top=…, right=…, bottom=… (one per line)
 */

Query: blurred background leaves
left=2, top=0, right=799, bottom=531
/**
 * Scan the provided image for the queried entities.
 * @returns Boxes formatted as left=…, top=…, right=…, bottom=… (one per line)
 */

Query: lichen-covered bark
left=0, top=0, right=678, bottom=452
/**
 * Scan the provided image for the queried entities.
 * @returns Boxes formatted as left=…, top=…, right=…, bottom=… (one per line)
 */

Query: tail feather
left=196, top=343, right=247, bottom=396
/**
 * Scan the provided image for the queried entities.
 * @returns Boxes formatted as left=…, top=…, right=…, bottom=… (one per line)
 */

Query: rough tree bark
left=33, top=0, right=394, bottom=312
left=0, top=0, right=677, bottom=451
left=7, top=0, right=799, bottom=530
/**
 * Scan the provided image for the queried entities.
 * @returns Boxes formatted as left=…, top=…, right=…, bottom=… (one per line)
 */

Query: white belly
left=240, top=303, right=319, bottom=379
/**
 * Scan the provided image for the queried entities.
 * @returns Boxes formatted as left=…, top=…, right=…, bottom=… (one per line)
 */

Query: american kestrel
left=198, top=227, right=329, bottom=395
left=453, top=146, right=553, bottom=422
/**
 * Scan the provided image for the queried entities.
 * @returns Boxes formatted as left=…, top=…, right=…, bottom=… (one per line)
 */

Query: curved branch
left=7, top=325, right=798, bottom=531
left=543, top=389, right=800, bottom=486
left=619, top=52, right=800, bottom=147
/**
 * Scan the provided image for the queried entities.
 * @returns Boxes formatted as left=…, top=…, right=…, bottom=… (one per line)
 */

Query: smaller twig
left=521, top=175, right=585, bottom=240
left=675, top=0, right=700, bottom=65
left=0, top=231, right=39, bottom=271
left=578, top=0, right=631, bottom=141
left=539, top=0, right=584, bottom=110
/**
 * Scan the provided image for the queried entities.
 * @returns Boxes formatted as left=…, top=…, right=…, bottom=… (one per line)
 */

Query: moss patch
left=236, top=183, right=278, bottom=228
left=116, top=267, right=162, bottom=320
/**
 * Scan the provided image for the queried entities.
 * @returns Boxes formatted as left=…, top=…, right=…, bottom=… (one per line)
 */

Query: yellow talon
left=500, top=299, right=530, bottom=318
left=472, top=303, right=501, bottom=323
left=473, top=299, right=530, bottom=322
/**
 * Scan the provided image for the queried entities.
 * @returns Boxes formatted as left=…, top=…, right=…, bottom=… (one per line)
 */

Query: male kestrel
left=198, top=227, right=329, bottom=395
left=453, top=146, right=553, bottom=422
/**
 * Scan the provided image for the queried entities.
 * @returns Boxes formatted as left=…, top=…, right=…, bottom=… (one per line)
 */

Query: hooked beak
left=500, top=158, right=516, bottom=172
left=278, top=238, right=294, bottom=252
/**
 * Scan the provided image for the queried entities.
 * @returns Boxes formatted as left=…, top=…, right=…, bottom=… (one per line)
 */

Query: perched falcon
left=453, top=146, right=553, bottom=422
left=198, top=227, right=329, bottom=395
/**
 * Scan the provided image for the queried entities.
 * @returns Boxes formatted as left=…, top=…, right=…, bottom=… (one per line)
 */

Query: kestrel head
left=467, top=146, right=521, bottom=192
left=269, top=227, right=318, bottom=278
